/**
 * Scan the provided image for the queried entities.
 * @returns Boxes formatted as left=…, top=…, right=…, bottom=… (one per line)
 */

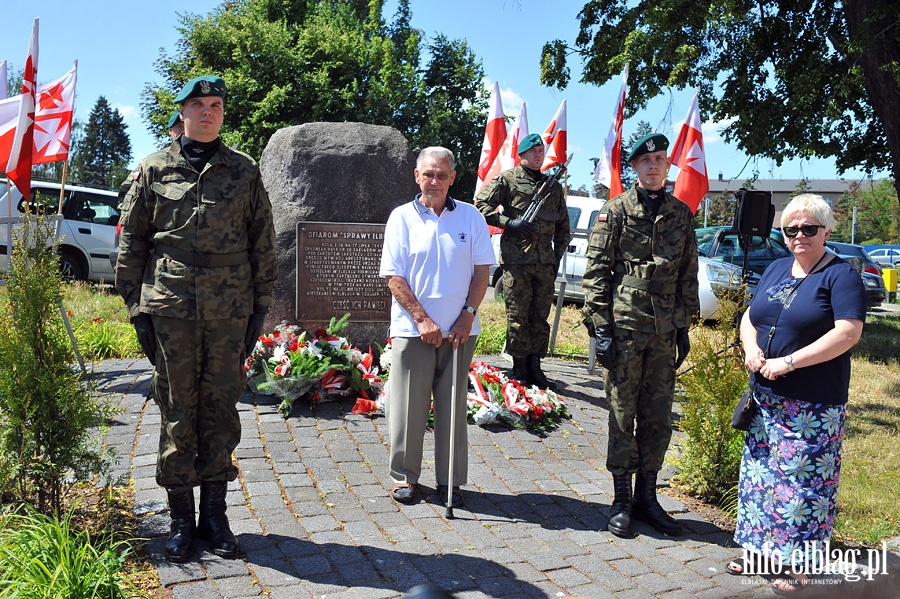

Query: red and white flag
left=474, top=81, right=507, bottom=197
left=670, top=89, right=708, bottom=214
left=593, top=64, right=628, bottom=198
left=0, top=95, right=20, bottom=168
left=0, top=60, right=7, bottom=100
left=6, top=18, right=39, bottom=197
left=481, top=102, right=529, bottom=186
left=540, top=99, right=567, bottom=172
left=33, top=61, right=76, bottom=165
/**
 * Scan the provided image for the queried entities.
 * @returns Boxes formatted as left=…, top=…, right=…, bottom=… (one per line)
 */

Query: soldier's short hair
left=417, top=147, right=456, bottom=171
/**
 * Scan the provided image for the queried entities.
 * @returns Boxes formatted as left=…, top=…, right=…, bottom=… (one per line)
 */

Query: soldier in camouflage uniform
left=582, top=133, right=699, bottom=538
left=475, top=133, right=571, bottom=389
left=116, top=76, right=277, bottom=562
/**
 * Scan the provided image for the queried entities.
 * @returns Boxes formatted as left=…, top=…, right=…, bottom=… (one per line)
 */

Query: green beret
left=517, top=133, right=544, bottom=155
left=174, top=75, right=227, bottom=104
left=166, top=111, right=182, bottom=129
left=627, top=133, right=669, bottom=162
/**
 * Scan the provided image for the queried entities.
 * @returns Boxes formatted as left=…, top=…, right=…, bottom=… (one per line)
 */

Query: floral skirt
left=733, top=388, right=845, bottom=568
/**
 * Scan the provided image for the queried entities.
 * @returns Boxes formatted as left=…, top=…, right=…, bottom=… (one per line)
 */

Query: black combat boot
left=631, top=471, right=682, bottom=536
left=197, top=481, right=240, bottom=558
left=608, top=474, right=633, bottom=538
left=527, top=354, right=557, bottom=391
left=165, top=489, right=196, bottom=563
left=508, top=356, right=529, bottom=383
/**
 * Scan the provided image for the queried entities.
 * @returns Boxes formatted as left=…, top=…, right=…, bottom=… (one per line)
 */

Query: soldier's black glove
left=592, top=324, right=616, bottom=372
left=245, top=312, right=267, bottom=356
left=505, top=218, right=537, bottom=239
left=131, top=314, right=157, bottom=366
left=675, top=327, right=691, bottom=369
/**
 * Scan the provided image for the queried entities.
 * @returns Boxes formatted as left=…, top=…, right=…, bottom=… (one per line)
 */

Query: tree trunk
left=844, top=1, right=900, bottom=203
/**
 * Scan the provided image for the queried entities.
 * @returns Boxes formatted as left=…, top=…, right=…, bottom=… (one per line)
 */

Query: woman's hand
left=744, top=347, right=766, bottom=373
left=759, top=356, right=791, bottom=380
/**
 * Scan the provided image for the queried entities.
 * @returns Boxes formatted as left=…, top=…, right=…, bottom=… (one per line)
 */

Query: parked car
left=489, top=199, right=756, bottom=322
left=0, top=178, right=119, bottom=282
left=864, top=246, right=900, bottom=269
left=863, top=271, right=887, bottom=310
left=825, top=241, right=882, bottom=276
left=695, top=226, right=791, bottom=275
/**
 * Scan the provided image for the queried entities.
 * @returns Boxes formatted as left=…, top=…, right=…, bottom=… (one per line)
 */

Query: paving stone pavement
left=92, top=357, right=899, bottom=599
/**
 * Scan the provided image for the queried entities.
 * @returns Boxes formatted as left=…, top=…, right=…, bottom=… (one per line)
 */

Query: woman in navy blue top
left=728, top=194, right=867, bottom=595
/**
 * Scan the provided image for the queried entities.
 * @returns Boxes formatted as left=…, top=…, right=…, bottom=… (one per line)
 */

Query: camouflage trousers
left=502, top=263, right=556, bottom=357
left=605, top=327, right=677, bottom=476
left=151, top=315, right=247, bottom=491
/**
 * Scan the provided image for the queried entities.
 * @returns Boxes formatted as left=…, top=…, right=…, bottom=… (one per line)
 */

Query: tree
left=540, top=1, right=900, bottom=203
left=141, top=0, right=487, bottom=196
left=70, top=97, right=131, bottom=188
left=832, top=179, right=900, bottom=244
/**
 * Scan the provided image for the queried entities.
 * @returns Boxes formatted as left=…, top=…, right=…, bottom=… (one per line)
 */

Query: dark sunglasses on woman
left=783, top=224, right=825, bottom=238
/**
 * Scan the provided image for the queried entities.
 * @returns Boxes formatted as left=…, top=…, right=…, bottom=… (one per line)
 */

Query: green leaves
left=142, top=0, right=488, bottom=195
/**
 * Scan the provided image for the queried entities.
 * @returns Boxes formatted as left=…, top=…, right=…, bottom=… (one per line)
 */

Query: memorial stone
left=259, top=122, right=419, bottom=350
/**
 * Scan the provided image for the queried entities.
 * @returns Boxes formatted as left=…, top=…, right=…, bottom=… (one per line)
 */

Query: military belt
left=154, top=243, right=249, bottom=267
left=619, top=274, right=677, bottom=295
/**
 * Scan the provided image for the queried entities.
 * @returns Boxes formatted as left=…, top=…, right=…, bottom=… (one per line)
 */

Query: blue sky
left=3, top=0, right=889, bottom=190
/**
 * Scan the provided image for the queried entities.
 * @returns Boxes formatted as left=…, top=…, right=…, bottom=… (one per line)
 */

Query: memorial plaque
left=296, top=222, right=391, bottom=323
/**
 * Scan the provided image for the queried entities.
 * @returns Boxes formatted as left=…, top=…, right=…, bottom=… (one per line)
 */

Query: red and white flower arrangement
left=467, top=361, right=568, bottom=433
left=244, top=314, right=385, bottom=417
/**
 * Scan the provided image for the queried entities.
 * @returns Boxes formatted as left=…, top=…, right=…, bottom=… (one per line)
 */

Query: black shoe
left=165, top=489, right=196, bottom=563
left=508, top=356, right=529, bottom=384
left=436, top=485, right=463, bottom=508
left=608, top=474, right=633, bottom=538
left=632, top=471, right=682, bottom=536
left=197, top=481, right=240, bottom=558
left=527, top=355, right=557, bottom=390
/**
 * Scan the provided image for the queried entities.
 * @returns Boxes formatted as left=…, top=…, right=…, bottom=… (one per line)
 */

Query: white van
left=0, top=178, right=120, bottom=282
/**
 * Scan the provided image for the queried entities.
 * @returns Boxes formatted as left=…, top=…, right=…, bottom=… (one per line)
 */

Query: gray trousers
left=386, top=336, right=477, bottom=487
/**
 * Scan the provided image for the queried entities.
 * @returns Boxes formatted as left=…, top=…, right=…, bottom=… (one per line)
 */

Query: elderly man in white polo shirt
left=379, top=146, right=494, bottom=507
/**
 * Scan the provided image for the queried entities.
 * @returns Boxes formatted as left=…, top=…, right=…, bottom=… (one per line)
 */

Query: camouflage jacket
left=475, top=165, right=571, bottom=266
left=582, top=185, right=699, bottom=334
left=115, top=140, right=277, bottom=320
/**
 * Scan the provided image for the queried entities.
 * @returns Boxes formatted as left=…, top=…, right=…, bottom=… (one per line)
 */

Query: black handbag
left=731, top=389, right=755, bottom=431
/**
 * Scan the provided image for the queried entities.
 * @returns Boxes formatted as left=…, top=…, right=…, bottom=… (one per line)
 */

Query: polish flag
left=481, top=102, right=528, bottom=185
left=0, top=95, right=20, bottom=169
left=474, top=81, right=507, bottom=197
left=6, top=18, right=38, bottom=197
left=480, top=103, right=528, bottom=234
left=670, top=90, right=708, bottom=214
left=593, top=64, right=628, bottom=199
left=0, top=60, right=7, bottom=100
left=540, top=99, right=566, bottom=172
left=33, top=61, right=77, bottom=164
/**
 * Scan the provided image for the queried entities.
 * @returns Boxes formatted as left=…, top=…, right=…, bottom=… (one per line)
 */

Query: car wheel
left=493, top=272, right=504, bottom=300
left=59, top=249, right=86, bottom=281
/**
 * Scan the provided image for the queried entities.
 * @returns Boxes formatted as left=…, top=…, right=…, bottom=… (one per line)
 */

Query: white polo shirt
left=380, top=195, right=495, bottom=338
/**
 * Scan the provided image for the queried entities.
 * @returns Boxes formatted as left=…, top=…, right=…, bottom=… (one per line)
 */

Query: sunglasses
left=783, top=224, right=825, bottom=238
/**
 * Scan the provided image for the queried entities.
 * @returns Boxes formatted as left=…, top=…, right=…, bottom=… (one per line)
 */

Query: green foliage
left=142, top=0, right=488, bottom=196
left=474, top=322, right=506, bottom=356
left=832, top=179, right=900, bottom=244
left=0, top=504, right=134, bottom=598
left=69, top=96, right=132, bottom=188
left=0, top=213, right=118, bottom=514
left=671, top=313, right=748, bottom=502
left=542, top=1, right=900, bottom=198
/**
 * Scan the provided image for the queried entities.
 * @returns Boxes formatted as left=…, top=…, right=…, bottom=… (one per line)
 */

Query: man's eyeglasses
left=783, top=225, right=825, bottom=238
left=419, top=172, right=451, bottom=181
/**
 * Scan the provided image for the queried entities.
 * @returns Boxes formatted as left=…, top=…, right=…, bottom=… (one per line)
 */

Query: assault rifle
left=522, top=153, right=574, bottom=223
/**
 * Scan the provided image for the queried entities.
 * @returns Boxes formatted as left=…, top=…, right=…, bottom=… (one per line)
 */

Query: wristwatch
left=784, top=354, right=795, bottom=372
left=463, top=305, right=476, bottom=315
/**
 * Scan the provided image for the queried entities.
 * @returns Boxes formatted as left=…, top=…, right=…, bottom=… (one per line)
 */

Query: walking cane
left=446, top=342, right=461, bottom=519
